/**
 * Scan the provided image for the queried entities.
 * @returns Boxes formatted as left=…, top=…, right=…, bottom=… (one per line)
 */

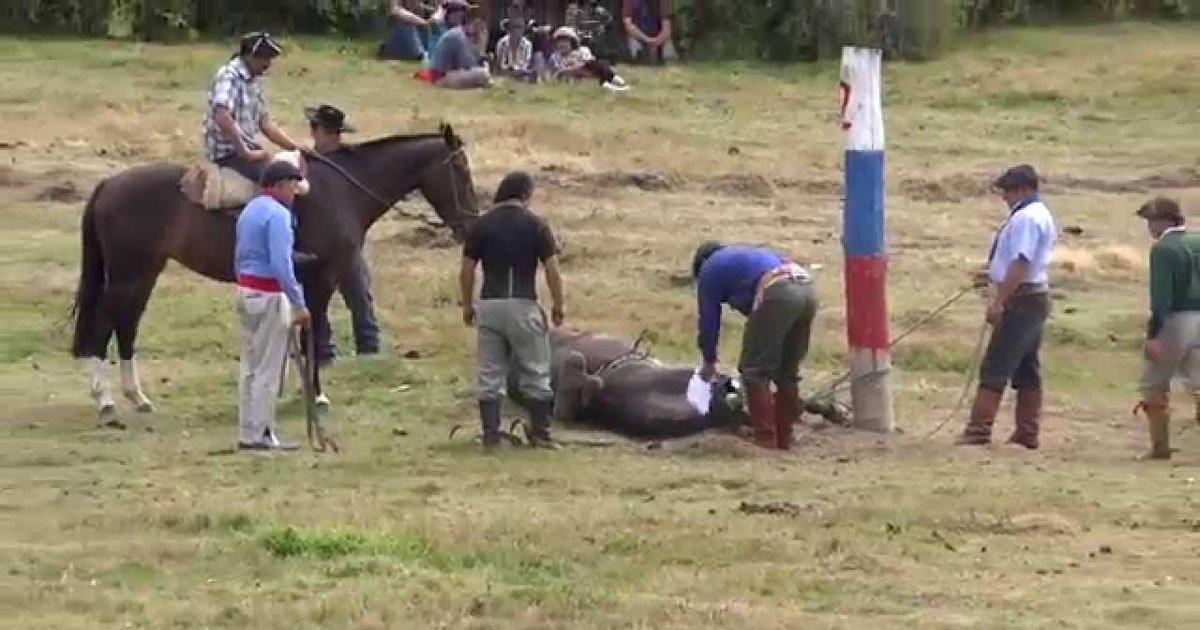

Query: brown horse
left=70, top=125, right=478, bottom=416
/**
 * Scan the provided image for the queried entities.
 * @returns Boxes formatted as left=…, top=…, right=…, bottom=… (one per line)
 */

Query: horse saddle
left=180, top=151, right=311, bottom=214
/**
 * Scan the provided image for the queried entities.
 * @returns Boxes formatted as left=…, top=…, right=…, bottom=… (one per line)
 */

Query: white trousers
left=237, top=287, right=291, bottom=444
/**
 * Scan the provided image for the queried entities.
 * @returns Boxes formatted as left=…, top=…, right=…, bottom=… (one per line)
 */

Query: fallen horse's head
left=553, top=350, right=603, bottom=424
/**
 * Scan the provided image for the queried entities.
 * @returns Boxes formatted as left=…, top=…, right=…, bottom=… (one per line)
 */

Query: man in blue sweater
left=234, top=161, right=311, bottom=451
left=692, top=242, right=818, bottom=450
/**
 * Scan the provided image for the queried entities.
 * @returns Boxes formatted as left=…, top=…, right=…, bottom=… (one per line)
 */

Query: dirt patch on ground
left=902, top=174, right=992, bottom=203
left=1052, top=168, right=1200, bottom=194
left=36, top=180, right=83, bottom=203
left=391, top=224, right=458, bottom=250
left=0, top=166, right=30, bottom=189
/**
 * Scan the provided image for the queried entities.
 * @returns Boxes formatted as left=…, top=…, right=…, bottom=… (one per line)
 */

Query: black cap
left=1136, top=196, right=1184, bottom=222
left=992, top=164, right=1040, bottom=191
left=692, top=241, right=725, bottom=278
left=239, top=31, right=282, bottom=58
left=304, top=104, right=355, bottom=133
left=260, top=160, right=304, bottom=187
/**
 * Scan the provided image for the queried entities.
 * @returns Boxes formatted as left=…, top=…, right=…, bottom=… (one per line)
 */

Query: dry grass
left=2, top=23, right=1200, bottom=628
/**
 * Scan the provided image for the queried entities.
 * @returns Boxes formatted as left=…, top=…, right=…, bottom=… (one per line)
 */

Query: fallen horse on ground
left=507, top=327, right=846, bottom=441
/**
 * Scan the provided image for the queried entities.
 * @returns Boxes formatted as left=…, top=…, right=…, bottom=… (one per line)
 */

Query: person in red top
left=622, top=0, right=676, bottom=63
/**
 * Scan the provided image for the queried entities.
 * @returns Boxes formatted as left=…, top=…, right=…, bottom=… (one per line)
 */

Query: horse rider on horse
left=202, top=31, right=303, bottom=184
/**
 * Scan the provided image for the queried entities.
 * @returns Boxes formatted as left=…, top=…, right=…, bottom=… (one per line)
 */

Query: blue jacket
left=696, top=246, right=784, bottom=362
left=234, top=194, right=306, bottom=308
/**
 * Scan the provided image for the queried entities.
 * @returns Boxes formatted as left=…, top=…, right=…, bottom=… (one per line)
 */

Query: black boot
left=479, top=399, right=502, bottom=449
left=527, top=398, right=561, bottom=450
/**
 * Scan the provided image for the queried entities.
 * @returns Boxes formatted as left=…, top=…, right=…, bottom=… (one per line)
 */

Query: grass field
left=2, top=23, right=1200, bottom=628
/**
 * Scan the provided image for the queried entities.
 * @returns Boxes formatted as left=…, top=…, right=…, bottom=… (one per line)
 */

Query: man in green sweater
left=1136, top=196, right=1200, bottom=460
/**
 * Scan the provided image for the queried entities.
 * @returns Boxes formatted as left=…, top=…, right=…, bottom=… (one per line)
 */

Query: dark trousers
left=979, top=292, right=1050, bottom=391
left=316, top=249, right=381, bottom=359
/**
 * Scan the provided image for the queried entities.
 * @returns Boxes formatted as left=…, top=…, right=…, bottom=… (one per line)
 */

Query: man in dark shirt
left=460, top=171, right=566, bottom=449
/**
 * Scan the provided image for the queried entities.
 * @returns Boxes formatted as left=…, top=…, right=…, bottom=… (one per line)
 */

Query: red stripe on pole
left=845, top=256, right=890, bottom=349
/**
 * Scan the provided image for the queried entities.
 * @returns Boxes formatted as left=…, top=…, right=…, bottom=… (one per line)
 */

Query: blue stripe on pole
left=842, top=149, right=886, bottom=258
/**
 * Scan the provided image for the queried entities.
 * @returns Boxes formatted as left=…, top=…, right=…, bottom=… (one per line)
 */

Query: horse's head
left=553, top=351, right=602, bottom=425
left=416, top=124, right=479, bottom=240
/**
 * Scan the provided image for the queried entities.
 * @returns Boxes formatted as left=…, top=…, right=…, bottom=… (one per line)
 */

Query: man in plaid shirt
left=202, top=32, right=301, bottom=182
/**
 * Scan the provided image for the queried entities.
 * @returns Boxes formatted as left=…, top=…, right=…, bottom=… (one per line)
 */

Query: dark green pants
left=738, top=279, right=818, bottom=386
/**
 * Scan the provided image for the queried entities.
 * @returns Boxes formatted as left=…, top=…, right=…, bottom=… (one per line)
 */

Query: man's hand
left=551, top=303, right=565, bottom=327
left=293, top=307, right=312, bottom=328
left=462, top=304, right=476, bottom=327
left=699, top=361, right=718, bottom=382
left=1144, top=338, right=1165, bottom=363
left=972, top=269, right=991, bottom=289
left=299, top=146, right=317, bottom=158
left=243, top=147, right=269, bottom=163
left=986, top=299, right=1005, bottom=327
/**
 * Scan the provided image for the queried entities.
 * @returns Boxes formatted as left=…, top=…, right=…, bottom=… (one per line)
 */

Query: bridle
left=418, top=146, right=471, bottom=233
left=306, top=144, right=473, bottom=232
left=594, top=330, right=655, bottom=380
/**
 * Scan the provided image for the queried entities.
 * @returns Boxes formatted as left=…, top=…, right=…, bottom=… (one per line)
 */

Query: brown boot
left=746, top=383, right=777, bottom=449
left=774, top=381, right=800, bottom=450
left=1007, top=388, right=1042, bottom=449
left=1138, top=394, right=1171, bottom=460
left=956, top=386, right=1003, bottom=446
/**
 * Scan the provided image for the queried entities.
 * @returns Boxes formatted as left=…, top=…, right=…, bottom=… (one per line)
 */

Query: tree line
left=2, top=1, right=1194, bottom=60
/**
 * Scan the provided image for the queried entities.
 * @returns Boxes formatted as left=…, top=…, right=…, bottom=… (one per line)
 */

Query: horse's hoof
left=124, top=391, right=155, bottom=413
left=315, top=394, right=331, bottom=408
left=98, top=403, right=117, bottom=418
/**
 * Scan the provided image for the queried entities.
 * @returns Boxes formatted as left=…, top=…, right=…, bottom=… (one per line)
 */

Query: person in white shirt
left=958, top=165, right=1057, bottom=450
left=495, top=18, right=534, bottom=81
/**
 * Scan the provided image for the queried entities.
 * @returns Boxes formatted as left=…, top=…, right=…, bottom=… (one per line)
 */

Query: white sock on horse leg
left=120, top=357, right=155, bottom=412
left=89, top=357, right=116, bottom=414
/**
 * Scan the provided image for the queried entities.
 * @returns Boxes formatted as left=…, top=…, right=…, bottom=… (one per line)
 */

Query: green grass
left=1, top=22, right=1200, bottom=629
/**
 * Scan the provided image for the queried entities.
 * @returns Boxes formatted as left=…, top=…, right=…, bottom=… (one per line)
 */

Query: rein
left=594, top=330, right=656, bottom=379
left=306, top=151, right=391, bottom=208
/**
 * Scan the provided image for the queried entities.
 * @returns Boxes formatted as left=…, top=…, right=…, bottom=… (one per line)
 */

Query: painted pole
left=839, top=46, right=894, bottom=433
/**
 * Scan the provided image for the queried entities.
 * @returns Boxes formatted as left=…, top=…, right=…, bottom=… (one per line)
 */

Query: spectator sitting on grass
left=378, top=0, right=429, bottom=61
left=416, top=0, right=491, bottom=89
left=495, top=18, right=534, bottom=81
left=548, top=27, right=628, bottom=92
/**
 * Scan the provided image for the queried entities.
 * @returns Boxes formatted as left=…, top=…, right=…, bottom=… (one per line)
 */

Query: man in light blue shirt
left=233, top=161, right=311, bottom=451
left=959, top=165, right=1057, bottom=450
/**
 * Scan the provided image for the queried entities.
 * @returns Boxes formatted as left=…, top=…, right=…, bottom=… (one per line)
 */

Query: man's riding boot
left=1140, top=395, right=1172, bottom=460
left=479, top=399, right=502, bottom=448
left=956, top=386, right=1003, bottom=446
left=527, top=398, right=561, bottom=450
left=774, top=380, right=800, bottom=451
left=746, top=383, right=777, bottom=449
left=1007, top=388, right=1042, bottom=450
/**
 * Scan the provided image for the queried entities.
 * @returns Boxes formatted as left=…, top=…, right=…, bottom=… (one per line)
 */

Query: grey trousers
left=237, top=287, right=291, bottom=444
left=739, top=279, right=819, bottom=386
left=1140, top=311, right=1200, bottom=393
left=476, top=299, right=552, bottom=403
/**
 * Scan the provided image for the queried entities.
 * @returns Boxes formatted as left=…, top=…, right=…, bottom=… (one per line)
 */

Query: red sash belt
left=237, top=274, right=281, bottom=292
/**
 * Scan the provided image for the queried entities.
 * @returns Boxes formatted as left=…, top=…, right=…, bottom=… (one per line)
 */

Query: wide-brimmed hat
left=552, top=26, right=581, bottom=45
left=992, top=164, right=1040, bottom=192
left=304, top=104, right=355, bottom=133
left=1136, top=196, right=1184, bottom=222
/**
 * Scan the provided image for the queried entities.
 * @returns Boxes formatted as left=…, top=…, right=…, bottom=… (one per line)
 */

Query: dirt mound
left=393, top=225, right=457, bottom=249
left=1009, top=512, right=1082, bottom=536
left=36, top=180, right=83, bottom=203
left=0, top=166, right=29, bottom=189
left=1054, top=245, right=1140, bottom=274
left=703, top=174, right=774, bottom=199
left=901, top=174, right=992, bottom=203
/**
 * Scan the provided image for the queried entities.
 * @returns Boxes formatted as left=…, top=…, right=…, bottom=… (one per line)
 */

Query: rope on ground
left=808, top=284, right=977, bottom=401
left=920, top=317, right=990, bottom=441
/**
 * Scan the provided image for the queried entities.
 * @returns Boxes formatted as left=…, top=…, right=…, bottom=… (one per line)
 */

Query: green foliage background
left=1, top=0, right=1193, bottom=59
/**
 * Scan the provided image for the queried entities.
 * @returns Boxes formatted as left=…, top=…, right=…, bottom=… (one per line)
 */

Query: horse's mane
left=332, top=132, right=446, bottom=157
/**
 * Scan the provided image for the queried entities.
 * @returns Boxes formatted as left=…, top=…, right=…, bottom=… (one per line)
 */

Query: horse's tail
left=70, top=180, right=107, bottom=358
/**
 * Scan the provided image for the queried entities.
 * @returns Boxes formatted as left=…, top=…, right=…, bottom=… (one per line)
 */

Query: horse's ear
left=442, top=123, right=462, bottom=149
